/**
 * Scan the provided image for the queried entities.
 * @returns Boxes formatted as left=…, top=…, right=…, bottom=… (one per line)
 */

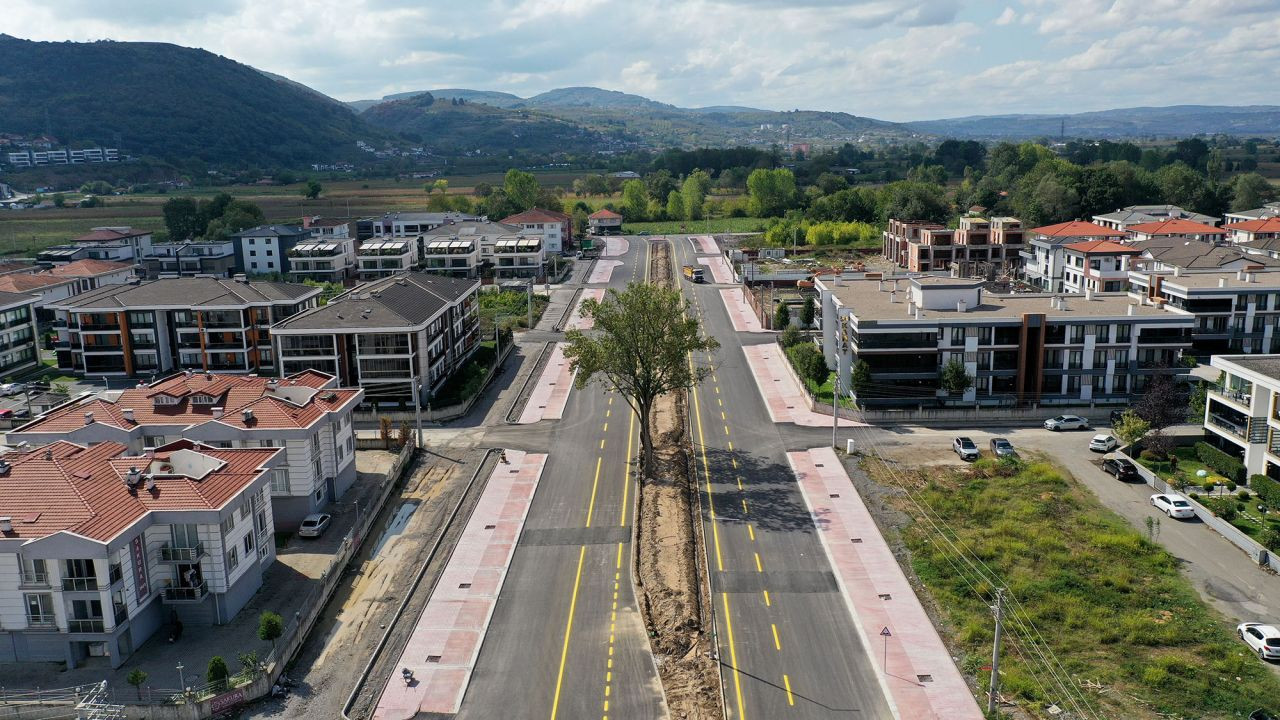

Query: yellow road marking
left=754, top=552, right=763, bottom=573
left=724, top=425, right=730, bottom=436
left=772, top=623, right=782, bottom=651
left=550, top=546, right=587, bottom=720
left=690, top=359, right=724, bottom=572
left=602, top=422, right=608, bottom=432
left=621, top=410, right=635, bottom=526
left=616, top=541, right=623, bottom=569
left=784, top=674, right=795, bottom=706
left=742, top=499, right=749, bottom=514
left=722, top=592, right=747, bottom=719
left=747, top=525, right=755, bottom=541
left=721, top=411, right=726, bottom=420
left=585, top=456, right=603, bottom=527
left=600, top=439, right=606, bottom=450
left=764, top=590, right=771, bottom=606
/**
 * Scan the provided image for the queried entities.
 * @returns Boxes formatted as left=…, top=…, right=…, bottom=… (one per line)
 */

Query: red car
left=0, top=409, right=13, bottom=419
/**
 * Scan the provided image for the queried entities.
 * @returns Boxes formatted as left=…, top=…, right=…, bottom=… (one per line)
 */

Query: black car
left=1110, top=408, right=1128, bottom=424
left=1250, top=710, right=1277, bottom=720
left=1102, top=457, right=1140, bottom=481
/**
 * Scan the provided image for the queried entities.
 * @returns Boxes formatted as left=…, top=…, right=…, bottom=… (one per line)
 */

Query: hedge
left=1195, top=442, right=1246, bottom=484
left=1251, top=473, right=1280, bottom=508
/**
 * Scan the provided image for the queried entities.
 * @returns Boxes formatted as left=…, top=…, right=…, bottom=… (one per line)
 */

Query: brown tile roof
left=13, top=370, right=360, bottom=435
left=1030, top=221, right=1126, bottom=238
left=47, top=259, right=133, bottom=277
left=502, top=208, right=571, bottom=224
left=73, top=228, right=150, bottom=243
left=0, top=441, right=278, bottom=541
left=0, top=274, right=67, bottom=293
left=589, top=209, right=622, bottom=219
left=1127, top=218, right=1225, bottom=236
left=1225, top=218, right=1280, bottom=233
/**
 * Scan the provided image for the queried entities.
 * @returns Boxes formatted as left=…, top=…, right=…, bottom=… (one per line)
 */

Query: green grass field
left=876, top=457, right=1280, bottom=719
left=623, top=217, right=767, bottom=235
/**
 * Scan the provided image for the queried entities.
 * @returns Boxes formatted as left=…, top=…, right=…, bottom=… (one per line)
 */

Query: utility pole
left=527, top=279, right=534, bottom=328
left=832, top=371, right=840, bottom=449
left=414, top=381, right=424, bottom=450
left=988, top=588, right=1005, bottom=715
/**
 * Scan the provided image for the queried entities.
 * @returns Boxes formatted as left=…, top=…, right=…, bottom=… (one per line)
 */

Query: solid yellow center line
left=722, top=592, right=747, bottom=720
left=620, top=410, right=635, bottom=526
left=772, top=623, right=782, bottom=651
left=585, top=456, right=603, bottom=528
left=550, top=546, right=587, bottom=720
left=784, top=674, right=795, bottom=706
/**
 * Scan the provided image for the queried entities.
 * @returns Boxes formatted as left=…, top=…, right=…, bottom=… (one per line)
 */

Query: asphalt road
left=458, top=240, right=667, bottom=720
left=671, top=237, right=895, bottom=720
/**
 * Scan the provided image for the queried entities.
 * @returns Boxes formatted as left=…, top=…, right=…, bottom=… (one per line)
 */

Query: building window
left=226, top=545, right=239, bottom=572
left=249, top=250, right=257, bottom=257
left=1093, top=350, right=1106, bottom=368
left=259, top=439, right=277, bottom=448
left=1069, top=325, right=1085, bottom=344
left=314, top=487, right=323, bottom=502
left=25, top=593, right=55, bottom=626
left=271, top=469, right=290, bottom=493
left=1067, top=375, right=1082, bottom=393
left=950, top=327, right=964, bottom=346
left=220, top=515, right=235, bottom=535
left=243, top=533, right=254, bottom=554
left=142, top=433, right=166, bottom=449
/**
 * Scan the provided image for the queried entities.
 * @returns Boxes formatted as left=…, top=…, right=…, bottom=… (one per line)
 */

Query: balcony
left=68, top=618, right=105, bottom=634
left=1212, top=388, right=1252, bottom=410
left=26, top=615, right=57, bottom=630
left=1208, top=413, right=1247, bottom=438
left=159, top=542, right=205, bottom=563
left=205, top=340, right=246, bottom=350
left=61, top=576, right=100, bottom=592
left=20, top=570, right=49, bottom=588
left=79, top=322, right=121, bottom=332
left=163, top=581, right=208, bottom=603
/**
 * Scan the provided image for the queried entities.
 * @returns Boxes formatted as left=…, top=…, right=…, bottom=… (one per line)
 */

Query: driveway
left=868, top=423, right=1280, bottom=630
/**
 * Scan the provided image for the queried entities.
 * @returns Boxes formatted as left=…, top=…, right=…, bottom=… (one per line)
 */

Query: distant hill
left=906, top=105, right=1280, bottom=139
left=354, top=85, right=910, bottom=148
left=359, top=93, right=619, bottom=155
left=0, top=35, right=381, bottom=167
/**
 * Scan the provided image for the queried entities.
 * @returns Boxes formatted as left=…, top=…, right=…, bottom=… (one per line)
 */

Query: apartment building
left=493, top=236, right=545, bottom=279
left=1225, top=217, right=1280, bottom=247
left=287, top=239, right=356, bottom=283
left=6, top=147, right=118, bottom=167
left=49, top=277, right=320, bottom=377
left=357, top=239, right=417, bottom=280
left=1060, top=241, right=1141, bottom=293
left=10, top=370, right=361, bottom=528
left=1224, top=202, right=1280, bottom=224
left=0, top=260, right=133, bottom=323
left=369, top=212, right=476, bottom=238
left=1126, top=219, right=1226, bottom=244
left=0, top=292, right=40, bottom=377
left=230, top=225, right=312, bottom=277
left=1127, top=268, right=1280, bottom=355
left=816, top=275, right=1193, bottom=408
left=140, top=239, right=239, bottom=278
left=423, top=219, right=524, bottom=268
left=882, top=217, right=1025, bottom=274
left=302, top=216, right=356, bottom=240
left=1132, top=239, right=1279, bottom=273
left=272, top=272, right=480, bottom=408
left=588, top=209, right=623, bottom=235
left=0, top=440, right=281, bottom=667
left=502, top=208, right=572, bottom=254
left=421, top=237, right=480, bottom=277
left=1201, top=355, right=1280, bottom=479
left=1093, top=204, right=1220, bottom=232
left=1021, top=221, right=1128, bottom=292
left=36, top=227, right=154, bottom=266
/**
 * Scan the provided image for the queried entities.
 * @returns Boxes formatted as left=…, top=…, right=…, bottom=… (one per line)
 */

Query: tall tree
left=302, top=180, right=322, bottom=199
left=162, top=196, right=200, bottom=241
left=747, top=167, right=798, bottom=217
left=940, top=358, right=973, bottom=395
left=882, top=181, right=949, bottom=223
left=564, top=282, right=719, bottom=468
left=1231, top=172, right=1278, bottom=211
left=504, top=169, right=542, bottom=212
left=681, top=170, right=711, bottom=221
left=665, top=190, right=685, bottom=220
left=622, top=179, right=649, bottom=222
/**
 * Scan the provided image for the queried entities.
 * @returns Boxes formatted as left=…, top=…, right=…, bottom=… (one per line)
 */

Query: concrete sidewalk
left=587, top=259, right=622, bottom=284
left=565, top=288, right=604, bottom=331
left=516, top=343, right=574, bottom=424
left=789, top=447, right=983, bottom=720
left=604, top=237, right=629, bottom=257
left=718, top=288, right=766, bottom=333
left=697, top=255, right=734, bottom=284
left=372, top=451, right=547, bottom=719
left=742, top=344, right=862, bottom=427
left=692, top=235, right=719, bottom=255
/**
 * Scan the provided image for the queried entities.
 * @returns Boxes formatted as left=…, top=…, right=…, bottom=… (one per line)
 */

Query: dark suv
left=1102, top=457, right=1140, bottom=481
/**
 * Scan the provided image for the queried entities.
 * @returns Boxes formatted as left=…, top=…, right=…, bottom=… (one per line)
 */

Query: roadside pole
left=832, top=372, right=840, bottom=449
left=414, top=381, right=424, bottom=449
left=988, top=587, right=1005, bottom=715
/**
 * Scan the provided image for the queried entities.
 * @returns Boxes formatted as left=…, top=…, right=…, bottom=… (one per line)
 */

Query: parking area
left=864, top=422, right=1280, bottom=633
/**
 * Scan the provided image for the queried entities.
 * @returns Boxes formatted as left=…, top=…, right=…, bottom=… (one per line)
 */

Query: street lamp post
left=413, top=381, right=424, bottom=449
left=176, top=662, right=186, bottom=692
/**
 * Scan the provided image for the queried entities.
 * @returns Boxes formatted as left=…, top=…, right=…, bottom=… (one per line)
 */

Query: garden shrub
left=1195, top=442, right=1245, bottom=483
left=1250, top=473, right=1280, bottom=508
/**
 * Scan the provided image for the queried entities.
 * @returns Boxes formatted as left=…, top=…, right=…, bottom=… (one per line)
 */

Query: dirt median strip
left=633, top=239, right=723, bottom=720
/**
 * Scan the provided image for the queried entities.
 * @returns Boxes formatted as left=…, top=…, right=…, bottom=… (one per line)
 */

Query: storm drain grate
left=917, top=674, right=934, bottom=683
left=458, top=583, right=472, bottom=589
left=851, top=538, right=863, bottom=543
left=829, top=493, right=840, bottom=498
left=484, top=524, right=496, bottom=530
left=879, top=593, right=892, bottom=600
left=426, top=655, right=441, bottom=663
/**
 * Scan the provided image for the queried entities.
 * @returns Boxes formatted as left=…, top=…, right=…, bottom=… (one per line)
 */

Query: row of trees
left=162, top=192, right=265, bottom=243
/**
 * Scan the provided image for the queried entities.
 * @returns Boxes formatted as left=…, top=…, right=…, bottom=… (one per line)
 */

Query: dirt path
left=634, top=239, right=722, bottom=719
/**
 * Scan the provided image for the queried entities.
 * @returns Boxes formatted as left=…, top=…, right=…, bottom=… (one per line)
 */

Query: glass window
left=220, top=515, right=235, bottom=535
left=226, top=546, right=239, bottom=572
left=271, top=469, right=290, bottom=493
left=243, top=533, right=254, bottom=554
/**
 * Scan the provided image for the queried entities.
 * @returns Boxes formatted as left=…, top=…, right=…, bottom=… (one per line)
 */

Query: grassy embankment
left=872, top=456, right=1280, bottom=719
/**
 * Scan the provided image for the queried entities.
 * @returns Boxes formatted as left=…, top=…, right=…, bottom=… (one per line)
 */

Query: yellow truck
left=682, top=265, right=705, bottom=283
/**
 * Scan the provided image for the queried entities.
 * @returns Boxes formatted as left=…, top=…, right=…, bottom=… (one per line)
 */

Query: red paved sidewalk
left=604, top=237, right=629, bottom=257
left=517, top=343, right=574, bottom=424
left=742, top=344, right=862, bottom=427
left=373, top=451, right=548, bottom=719
left=697, top=255, right=734, bottom=284
left=565, top=288, right=605, bottom=330
left=587, top=259, right=622, bottom=284
left=788, top=447, right=984, bottom=720
left=692, top=235, right=719, bottom=254
left=718, top=288, right=767, bottom=333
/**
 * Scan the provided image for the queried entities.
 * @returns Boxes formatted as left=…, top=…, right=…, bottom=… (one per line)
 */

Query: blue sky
left=6, top=0, right=1280, bottom=121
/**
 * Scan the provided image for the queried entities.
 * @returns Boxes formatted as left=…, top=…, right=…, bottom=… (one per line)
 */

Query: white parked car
left=1044, top=415, right=1090, bottom=431
left=1151, top=493, right=1195, bottom=519
left=297, top=513, right=332, bottom=538
left=0, top=383, right=23, bottom=396
left=1088, top=434, right=1118, bottom=452
left=1238, top=623, right=1280, bottom=660
left=952, top=436, right=980, bottom=461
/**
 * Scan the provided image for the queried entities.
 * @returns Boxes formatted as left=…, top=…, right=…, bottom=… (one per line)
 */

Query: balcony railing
left=26, top=615, right=57, bottom=630
left=61, top=576, right=99, bottom=592
left=1214, top=388, right=1252, bottom=406
left=1208, top=413, right=1247, bottom=438
left=20, top=570, right=49, bottom=588
left=163, top=581, right=208, bottom=602
left=68, top=618, right=105, bottom=633
left=79, top=322, right=121, bottom=332
left=159, top=542, right=205, bottom=563
left=114, top=603, right=128, bottom=625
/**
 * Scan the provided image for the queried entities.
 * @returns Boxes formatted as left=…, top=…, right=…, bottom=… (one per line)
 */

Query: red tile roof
left=73, top=228, right=151, bottom=243
left=1030, top=221, right=1126, bottom=238
left=47, top=259, right=133, bottom=277
left=0, top=274, right=67, bottom=293
left=1063, top=240, right=1140, bottom=254
left=502, top=208, right=571, bottom=224
left=13, top=370, right=360, bottom=435
left=1126, top=218, right=1225, bottom=236
left=589, top=209, right=622, bottom=219
left=0, top=441, right=278, bottom=541
left=1224, top=218, right=1280, bottom=233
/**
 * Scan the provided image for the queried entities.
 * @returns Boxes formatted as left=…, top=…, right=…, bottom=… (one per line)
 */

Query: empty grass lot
left=872, top=456, right=1280, bottom=719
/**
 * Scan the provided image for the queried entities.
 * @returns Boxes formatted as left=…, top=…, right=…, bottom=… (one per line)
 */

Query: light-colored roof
left=0, top=440, right=278, bottom=542
left=51, top=277, right=318, bottom=310
left=1030, top=221, right=1126, bottom=238
left=1063, top=240, right=1139, bottom=254
left=47, top=259, right=133, bottom=277
left=12, top=370, right=358, bottom=436
left=1134, top=269, right=1280, bottom=290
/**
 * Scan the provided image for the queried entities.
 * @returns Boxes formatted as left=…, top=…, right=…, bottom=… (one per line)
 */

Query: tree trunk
left=639, top=402, right=655, bottom=475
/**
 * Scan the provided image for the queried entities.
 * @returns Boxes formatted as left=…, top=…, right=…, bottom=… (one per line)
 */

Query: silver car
left=298, top=513, right=332, bottom=538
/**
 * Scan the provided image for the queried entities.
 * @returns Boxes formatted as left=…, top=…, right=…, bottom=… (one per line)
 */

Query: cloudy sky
left=5, top=0, right=1279, bottom=121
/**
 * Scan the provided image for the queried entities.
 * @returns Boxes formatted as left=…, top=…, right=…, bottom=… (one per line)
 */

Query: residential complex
left=369, top=212, right=476, bottom=238
left=49, top=277, right=320, bottom=377
left=140, top=239, right=239, bottom=278
left=0, top=259, right=134, bottom=322
left=424, top=219, right=524, bottom=269
left=1092, top=204, right=1220, bottom=232
left=1128, top=268, right=1280, bottom=355
left=287, top=238, right=356, bottom=283
left=271, top=272, right=480, bottom=408
left=1202, top=355, right=1280, bottom=480
left=9, top=370, right=362, bottom=528
left=0, top=439, right=280, bottom=667
left=881, top=217, right=1024, bottom=275
left=817, top=275, right=1193, bottom=408
left=230, top=225, right=313, bottom=277
left=37, top=227, right=154, bottom=266
left=0, top=292, right=40, bottom=378
left=357, top=238, right=417, bottom=280
left=1060, top=240, right=1141, bottom=293
left=1224, top=202, right=1280, bottom=224
left=502, top=208, right=572, bottom=254
left=6, top=147, right=118, bottom=167
left=1021, top=221, right=1127, bottom=292
left=588, top=209, right=623, bottom=235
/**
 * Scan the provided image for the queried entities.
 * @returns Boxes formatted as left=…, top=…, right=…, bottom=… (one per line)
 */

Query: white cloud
left=0, top=0, right=1275, bottom=121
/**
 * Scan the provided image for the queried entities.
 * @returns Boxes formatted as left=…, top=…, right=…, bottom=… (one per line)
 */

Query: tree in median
left=564, top=282, right=719, bottom=469
left=257, top=610, right=284, bottom=652
left=126, top=668, right=148, bottom=700
left=940, top=358, right=972, bottom=395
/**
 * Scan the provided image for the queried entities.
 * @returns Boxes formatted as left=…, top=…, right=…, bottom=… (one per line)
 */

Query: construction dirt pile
left=633, top=239, right=723, bottom=719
